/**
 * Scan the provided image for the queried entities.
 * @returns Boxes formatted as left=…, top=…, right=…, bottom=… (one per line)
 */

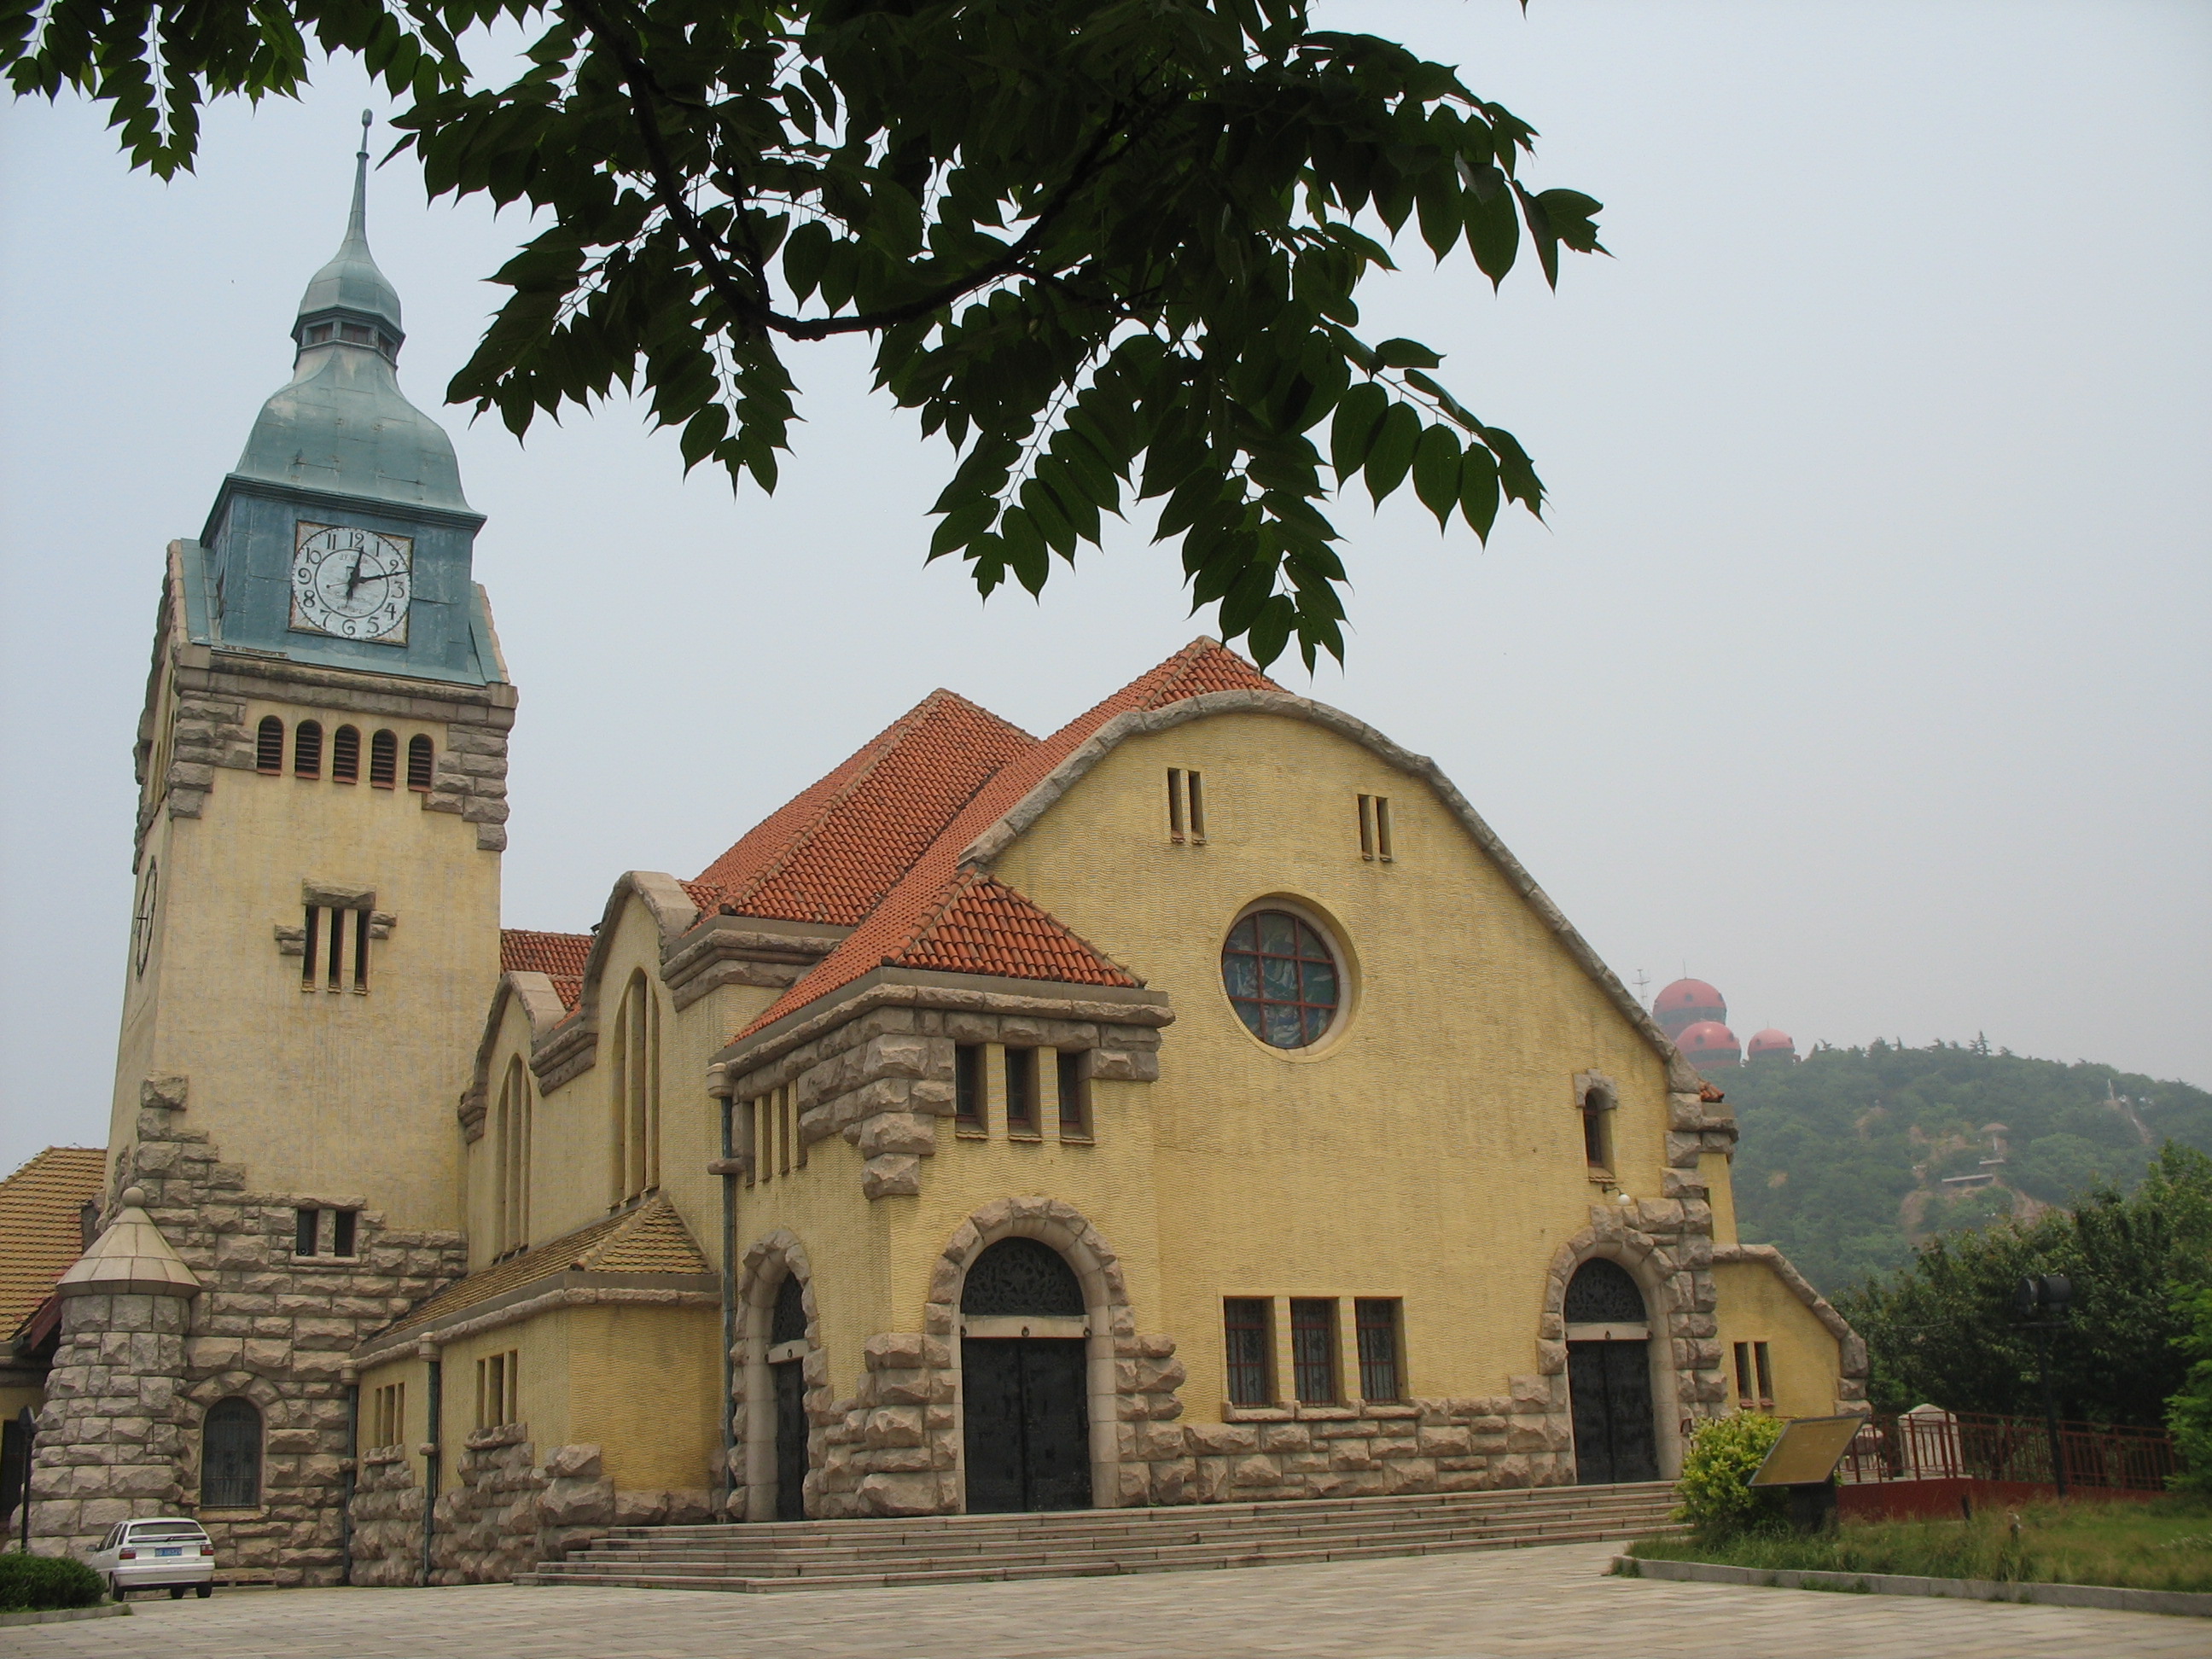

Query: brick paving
left=11, top=1541, right=2206, bottom=1658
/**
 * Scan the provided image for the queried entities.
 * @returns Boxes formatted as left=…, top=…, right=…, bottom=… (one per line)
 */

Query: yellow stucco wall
left=1710, top=1260, right=1845, bottom=1419
left=564, top=1303, right=721, bottom=1492
left=113, top=675, right=498, bottom=1231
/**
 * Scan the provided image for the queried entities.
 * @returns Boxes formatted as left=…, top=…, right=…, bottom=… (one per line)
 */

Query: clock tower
left=32, top=119, right=509, bottom=1580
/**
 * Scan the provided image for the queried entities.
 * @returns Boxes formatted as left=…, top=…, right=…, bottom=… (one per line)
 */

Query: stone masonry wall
left=32, top=1100, right=467, bottom=1582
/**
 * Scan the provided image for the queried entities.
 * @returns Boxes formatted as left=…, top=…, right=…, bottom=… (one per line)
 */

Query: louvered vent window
left=406, top=734, right=434, bottom=792
left=293, top=720, right=323, bottom=778
left=332, top=725, right=360, bottom=783
left=370, top=730, right=398, bottom=788
left=255, top=717, right=285, bottom=774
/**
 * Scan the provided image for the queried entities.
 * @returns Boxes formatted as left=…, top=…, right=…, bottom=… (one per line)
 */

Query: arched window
left=255, top=717, right=285, bottom=775
left=1580, top=1081, right=1615, bottom=1172
left=293, top=720, right=323, bottom=778
left=406, top=735, right=434, bottom=792
left=1564, top=1259, right=1647, bottom=1324
left=494, top=1056, right=533, bottom=1258
left=201, top=1398, right=262, bottom=1509
left=331, top=725, right=360, bottom=783
left=960, top=1238, right=1086, bottom=1316
left=608, top=970, right=661, bottom=1206
left=369, top=730, right=399, bottom=789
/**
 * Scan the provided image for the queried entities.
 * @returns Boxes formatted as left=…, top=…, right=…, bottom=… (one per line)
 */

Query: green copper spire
left=224, top=114, right=470, bottom=514
left=294, top=111, right=405, bottom=352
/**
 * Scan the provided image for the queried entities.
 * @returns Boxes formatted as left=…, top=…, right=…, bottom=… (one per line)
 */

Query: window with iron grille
left=1563, top=1259, right=1646, bottom=1324
left=255, top=717, right=285, bottom=774
left=771, top=1272, right=808, bottom=1346
left=1223, top=1298, right=1272, bottom=1406
left=201, top=1397, right=262, bottom=1509
left=294, top=719, right=323, bottom=778
left=332, top=725, right=360, bottom=783
left=406, top=734, right=434, bottom=791
left=1289, top=1298, right=1338, bottom=1404
left=960, top=1238, right=1085, bottom=1317
left=1354, top=1298, right=1402, bottom=1401
left=370, top=729, right=398, bottom=788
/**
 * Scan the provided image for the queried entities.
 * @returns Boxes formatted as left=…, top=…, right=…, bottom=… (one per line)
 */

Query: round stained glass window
left=1222, top=910, right=1341, bottom=1049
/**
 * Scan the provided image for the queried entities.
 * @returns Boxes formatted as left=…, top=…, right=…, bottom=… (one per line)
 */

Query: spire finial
left=349, top=110, right=372, bottom=243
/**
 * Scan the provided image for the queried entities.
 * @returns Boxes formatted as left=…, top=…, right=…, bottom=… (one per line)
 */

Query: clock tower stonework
left=30, top=124, right=509, bottom=1582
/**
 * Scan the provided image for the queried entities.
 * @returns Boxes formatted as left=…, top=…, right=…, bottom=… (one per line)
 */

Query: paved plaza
left=10, top=1542, right=2207, bottom=1659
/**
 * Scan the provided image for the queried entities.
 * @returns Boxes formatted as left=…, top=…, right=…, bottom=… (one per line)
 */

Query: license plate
left=156, top=1547, right=182, bottom=1557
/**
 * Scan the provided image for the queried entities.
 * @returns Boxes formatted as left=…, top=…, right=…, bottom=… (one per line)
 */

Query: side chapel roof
left=499, top=928, right=592, bottom=1010
left=0, top=1147, right=107, bottom=1337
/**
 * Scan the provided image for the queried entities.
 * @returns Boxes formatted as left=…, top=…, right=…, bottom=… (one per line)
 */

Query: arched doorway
left=960, top=1238, right=1090, bottom=1512
left=1563, top=1259, right=1659, bottom=1484
left=769, top=1274, right=807, bottom=1520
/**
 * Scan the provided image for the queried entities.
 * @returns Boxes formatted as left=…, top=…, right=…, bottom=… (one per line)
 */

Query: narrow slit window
left=256, top=717, right=285, bottom=775
left=1004, top=1046, right=1037, bottom=1133
left=954, top=1044, right=985, bottom=1130
left=1185, top=770, right=1207, bottom=842
left=1056, top=1050, right=1091, bottom=1138
left=352, top=907, right=370, bottom=991
left=327, top=907, right=346, bottom=990
left=294, top=719, right=323, bottom=778
left=331, top=1208, right=357, bottom=1257
left=294, top=1208, right=320, bottom=1257
left=1224, top=1298, right=1272, bottom=1406
left=369, top=730, right=398, bottom=789
left=742, top=1098, right=759, bottom=1187
left=1358, top=795, right=1377, bottom=859
left=300, top=907, right=320, bottom=987
left=331, top=725, right=360, bottom=783
left=1732, top=1342, right=1754, bottom=1404
left=1289, top=1298, right=1338, bottom=1404
left=406, top=734, right=434, bottom=792
left=1375, top=797, right=1394, bottom=861
left=1581, top=1087, right=1614, bottom=1171
left=792, top=1084, right=806, bottom=1171
left=1354, top=1298, right=1402, bottom=1402
left=1167, top=769, right=1186, bottom=843
left=1753, top=1342, right=1774, bottom=1406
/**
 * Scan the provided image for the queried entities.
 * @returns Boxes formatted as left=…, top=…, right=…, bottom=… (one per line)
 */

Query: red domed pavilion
left=1675, top=1020, right=1742, bottom=1068
left=1747, top=1027, right=1796, bottom=1063
left=1653, top=977, right=1726, bottom=1039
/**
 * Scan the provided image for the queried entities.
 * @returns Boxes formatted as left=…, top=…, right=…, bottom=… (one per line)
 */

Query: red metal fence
left=1836, top=1411, right=2177, bottom=1493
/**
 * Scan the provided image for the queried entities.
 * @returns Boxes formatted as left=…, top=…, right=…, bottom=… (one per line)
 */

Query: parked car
left=82, top=1516, right=214, bottom=1598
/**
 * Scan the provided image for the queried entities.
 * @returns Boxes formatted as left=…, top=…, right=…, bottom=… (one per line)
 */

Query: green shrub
left=1675, top=1411, right=1790, bottom=1540
left=0, top=1551, right=107, bottom=1611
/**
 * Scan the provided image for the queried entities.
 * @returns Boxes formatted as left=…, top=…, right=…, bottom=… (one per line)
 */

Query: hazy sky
left=3, top=2, right=2207, bottom=1176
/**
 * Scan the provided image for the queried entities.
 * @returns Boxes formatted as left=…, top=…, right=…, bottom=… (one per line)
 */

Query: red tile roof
left=500, top=928, right=592, bottom=1010
left=736, top=640, right=1279, bottom=1040
left=0, top=1147, right=106, bottom=1339
left=693, top=690, right=1035, bottom=926
left=892, top=872, right=1138, bottom=985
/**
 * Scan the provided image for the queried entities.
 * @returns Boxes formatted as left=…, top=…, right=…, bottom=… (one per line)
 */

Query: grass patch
left=1629, top=1496, right=2212, bottom=1594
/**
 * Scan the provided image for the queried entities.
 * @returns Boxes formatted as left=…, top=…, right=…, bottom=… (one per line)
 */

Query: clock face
left=289, top=523, right=412, bottom=644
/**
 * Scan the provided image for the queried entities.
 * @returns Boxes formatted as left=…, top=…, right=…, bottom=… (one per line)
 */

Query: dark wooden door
left=1568, top=1340, right=1658, bottom=1484
left=771, top=1359, right=806, bottom=1520
left=962, top=1338, right=1090, bottom=1512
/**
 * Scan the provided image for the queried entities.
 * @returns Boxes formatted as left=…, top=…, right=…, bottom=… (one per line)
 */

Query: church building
left=28, top=139, right=1864, bottom=1587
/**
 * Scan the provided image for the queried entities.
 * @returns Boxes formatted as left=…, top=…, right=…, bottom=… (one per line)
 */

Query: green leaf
left=1330, top=381, right=1389, bottom=480
left=1411, top=423, right=1463, bottom=528
left=1363, top=403, right=1421, bottom=505
left=783, top=219, right=832, bottom=304
left=1466, top=184, right=1519, bottom=287
left=1373, top=337, right=1443, bottom=370
left=1458, top=447, right=1499, bottom=542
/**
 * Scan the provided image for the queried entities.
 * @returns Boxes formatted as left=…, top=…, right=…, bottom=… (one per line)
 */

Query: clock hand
left=345, top=553, right=365, bottom=597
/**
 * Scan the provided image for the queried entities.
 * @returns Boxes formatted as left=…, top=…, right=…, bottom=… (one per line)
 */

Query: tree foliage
left=2168, top=1287, right=2212, bottom=1493
left=1834, top=1144, right=2212, bottom=1428
left=1674, top=1411, right=1786, bottom=1541
left=2, top=0, right=1604, bottom=667
left=1727, top=1039, right=2212, bottom=1293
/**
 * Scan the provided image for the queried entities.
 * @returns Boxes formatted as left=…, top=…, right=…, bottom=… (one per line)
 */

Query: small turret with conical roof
left=192, top=114, right=497, bottom=685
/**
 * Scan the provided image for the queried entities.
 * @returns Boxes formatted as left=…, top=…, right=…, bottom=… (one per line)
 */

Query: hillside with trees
left=1722, top=1040, right=2212, bottom=1295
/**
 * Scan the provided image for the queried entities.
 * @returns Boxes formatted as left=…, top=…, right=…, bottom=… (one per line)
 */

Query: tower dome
left=1746, top=1027, right=1796, bottom=1062
left=1676, top=1021, right=1741, bottom=1067
left=222, top=113, right=469, bottom=516
left=1652, top=978, right=1726, bottom=1039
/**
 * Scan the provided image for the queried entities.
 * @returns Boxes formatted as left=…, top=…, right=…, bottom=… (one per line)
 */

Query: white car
left=82, top=1516, right=215, bottom=1598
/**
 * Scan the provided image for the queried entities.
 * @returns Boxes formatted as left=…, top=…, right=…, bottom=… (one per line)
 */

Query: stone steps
left=520, top=1482, right=1679, bottom=1593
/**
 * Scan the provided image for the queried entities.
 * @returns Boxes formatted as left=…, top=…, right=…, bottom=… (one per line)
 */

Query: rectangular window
left=1358, top=795, right=1376, bottom=859
left=1753, top=1341, right=1774, bottom=1406
left=1166, top=769, right=1207, bottom=844
left=300, top=907, right=319, bottom=988
left=1223, top=1298, right=1273, bottom=1406
left=1289, top=1298, right=1338, bottom=1404
left=1732, top=1342, right=1753, bottom=1403
left=1357, top=795, right=1394, bottom=861
left=1056, top=1050, right=1091, bottom=1138
left=791, top=1084, right=806, bottom=1171
left=954, top=1044, right=985, bottom=1130
left=1004, top=1047, right=1038, bottom=1134
left=301, top=905, right=371, bottom=992
left=1186, top=770, right=1207, bottom=841
left=1375, top=796, right=1393, bottom=860
left=475, top=1350, right=520, bottom=1429
left=742, top=1097, right=760, bottom=1186
left=1167, top=768, right=1186, bottom=843
left=294, top=1207, right=320, bottom=1257
left=1354, top=1299, right=1403, bottom=1402
left=331, top=1208, right=358, bottom=1258
left=372, top=1382, right=404, bottom=1447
